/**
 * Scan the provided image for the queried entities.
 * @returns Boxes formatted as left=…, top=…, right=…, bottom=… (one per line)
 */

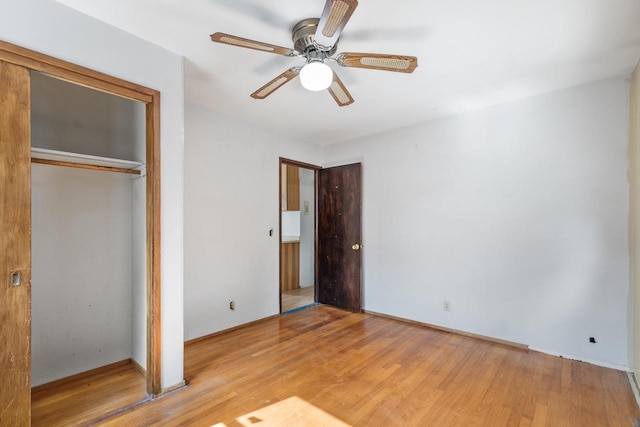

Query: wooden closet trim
left=31, top=158, right=142, bottom=175
left=280, top=157, right=322, bottom=171
left=146, top=97, right=162, bottom=397
left=0, top=40, right=163, bottom=398
left=0, top=41, right=154, bottom=103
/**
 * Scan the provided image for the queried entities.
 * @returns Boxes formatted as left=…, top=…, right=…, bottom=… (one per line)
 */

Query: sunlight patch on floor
left=211, top=396, right=351, bottom=427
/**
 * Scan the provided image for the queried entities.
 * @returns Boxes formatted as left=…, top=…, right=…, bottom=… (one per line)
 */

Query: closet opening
left=0, top=41, right=162, bottom=424
left=29, top=71, right=150, bottom=423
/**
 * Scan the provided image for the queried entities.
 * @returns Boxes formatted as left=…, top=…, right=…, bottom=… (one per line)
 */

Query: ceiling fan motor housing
left=292, top=18, right=337, bottom=57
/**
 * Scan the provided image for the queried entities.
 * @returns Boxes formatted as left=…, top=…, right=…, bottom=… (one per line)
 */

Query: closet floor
left=31, top=359, right=147, bottom=427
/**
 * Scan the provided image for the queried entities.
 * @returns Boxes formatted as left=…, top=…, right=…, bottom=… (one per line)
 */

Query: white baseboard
left=529, top=346, right=631, bottom=372
left=627, top=372, right=640, bottom=410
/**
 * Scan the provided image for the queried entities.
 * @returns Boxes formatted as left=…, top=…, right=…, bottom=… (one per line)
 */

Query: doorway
left=279, top=160, right=363, bottom=314
left=280, top=159, right=320, bottom=313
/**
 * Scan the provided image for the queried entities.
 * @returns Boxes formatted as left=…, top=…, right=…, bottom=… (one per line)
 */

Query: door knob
left=352, top=243, right=360, bottom=251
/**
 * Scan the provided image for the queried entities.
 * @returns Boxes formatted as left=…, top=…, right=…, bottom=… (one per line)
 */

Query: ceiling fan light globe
left=300, top=62, right=333, bottom=91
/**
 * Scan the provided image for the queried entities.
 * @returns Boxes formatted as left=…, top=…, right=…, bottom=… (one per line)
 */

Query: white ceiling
left=57, top=0, right=640, bottom=145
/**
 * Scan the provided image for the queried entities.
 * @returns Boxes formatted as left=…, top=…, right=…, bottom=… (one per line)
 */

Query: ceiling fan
left=210, top=0, right=418, bottom=106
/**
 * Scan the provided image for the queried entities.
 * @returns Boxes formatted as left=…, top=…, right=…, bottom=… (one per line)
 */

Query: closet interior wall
left=30, top=71, right=147, bottom=386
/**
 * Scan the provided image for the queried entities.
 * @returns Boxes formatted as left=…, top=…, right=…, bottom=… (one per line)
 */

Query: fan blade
left=327, top=72, right=354, bottom=107
left=250, top=68, right=300, bottom=99
left=211, top=32, right=296, bottom=57
left=336, top=52, right=418, bottom=73
left=314, top=0, right=359, bottom=49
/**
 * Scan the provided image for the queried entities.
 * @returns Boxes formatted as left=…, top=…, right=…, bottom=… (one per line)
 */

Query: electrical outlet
left=443, top=301, right=451, bottom=312
left=230, top=301, right=235, bottom=311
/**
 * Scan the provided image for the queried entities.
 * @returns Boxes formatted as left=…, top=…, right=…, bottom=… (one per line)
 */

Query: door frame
left=0, top=41, right=163, bottom=397
left=279, top=157, right=321, bottom=313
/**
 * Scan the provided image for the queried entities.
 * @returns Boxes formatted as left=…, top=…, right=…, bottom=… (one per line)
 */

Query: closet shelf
left=31, top=147, right=145, bottom=176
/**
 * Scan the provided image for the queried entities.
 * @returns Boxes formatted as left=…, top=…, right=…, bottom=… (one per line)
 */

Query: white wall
left=30, top=72, right=147, bottom=385
left=131, top=161, right=147, bottom=371
left=299, top=168, right=315, bottom=287
left=630, top=60, right=640, bottom=375
left=30, top=72, right=144, bottom=161
left=1, top=0, right=184, bottom=389
left=183, top=102, right=323, bottom=340
left=325, top=77, right=631, bottom=368
left=31, top=166, right=134, bottom=386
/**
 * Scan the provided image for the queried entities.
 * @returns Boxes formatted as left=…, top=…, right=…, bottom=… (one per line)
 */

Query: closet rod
left=31, top=158, right=141, bottom=175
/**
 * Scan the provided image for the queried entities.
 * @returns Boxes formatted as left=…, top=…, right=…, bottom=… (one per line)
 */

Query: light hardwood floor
left=281, top=285, right=315, bottom=313
left=34, top=306, right=640, bottom=426
left=31, top=360, right=147, bottom=426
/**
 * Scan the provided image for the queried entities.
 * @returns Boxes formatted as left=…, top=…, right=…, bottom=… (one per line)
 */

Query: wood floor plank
left=31, top=360, right=147, bottom=427
left=35, top=306, right=640, bottom=426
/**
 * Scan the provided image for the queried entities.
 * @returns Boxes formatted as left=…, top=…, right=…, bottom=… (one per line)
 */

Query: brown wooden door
left=317, top=163, right=362, bottom=312
left=0, top=61, right=32, bottom=425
